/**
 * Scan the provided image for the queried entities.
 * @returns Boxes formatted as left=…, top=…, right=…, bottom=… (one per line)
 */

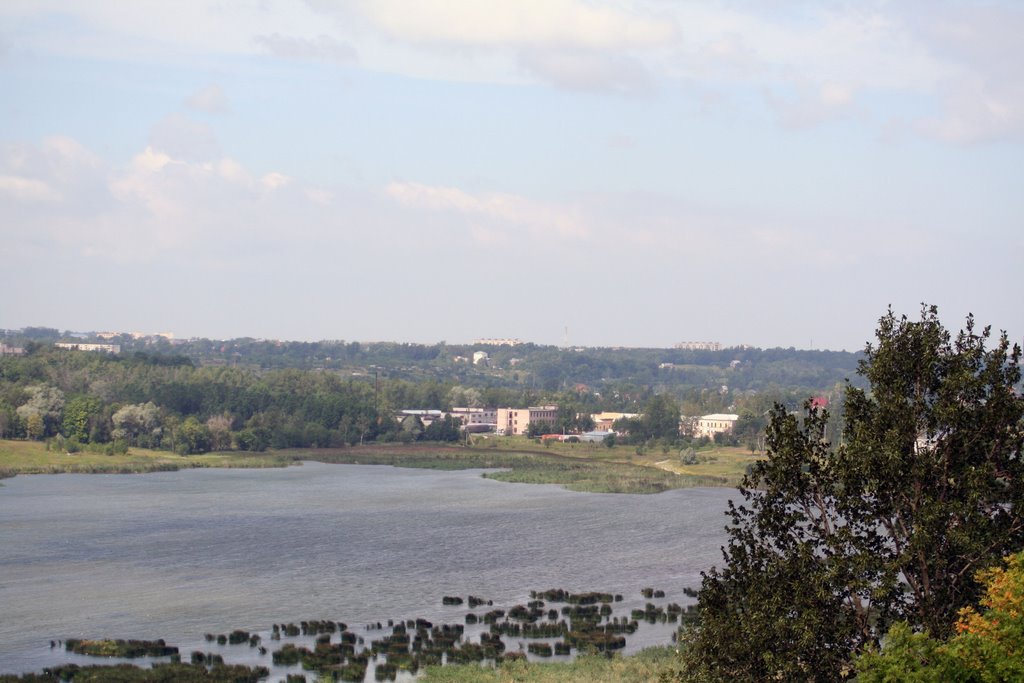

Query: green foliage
left=0, top=331, right=867, bottom=458
left=15, top=385, right=65, bottom=437
left=855, top=551, right=1024, bottom=682
left=174, top=416, right=212, bottom=455
left=642, top=394, right=681, bottom=441
left=62, top=395, right=102, bottom=442
left=25, top=413, right=44, bottom=440
left=423, top=414, right=461, bottom=442
left=233, top=427, right=269, bottom=452
left=111, top=402, right=162, bottom=447
left=676, top=306, right=1024, bottom=682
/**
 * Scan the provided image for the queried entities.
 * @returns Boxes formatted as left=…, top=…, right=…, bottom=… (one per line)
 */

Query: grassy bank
left=0, top=439, right=294, bottom=479
left=1, top=437, right=754, bottom=493
left=465, top=436, right=760, bottom=485
left=296, top=443, right=730, bottom=494
left=421, top=646, right=680, bottom=682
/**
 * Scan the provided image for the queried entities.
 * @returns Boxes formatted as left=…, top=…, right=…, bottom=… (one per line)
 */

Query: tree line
left=0, top=339, right=849, bottom=455
left=670, top=306, right=1024, bottom=681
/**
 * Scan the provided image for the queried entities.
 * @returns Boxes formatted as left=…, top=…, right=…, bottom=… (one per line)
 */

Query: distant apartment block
left=675, top=341, right=722, bottom=351
left=472, top=351, right=489, bottom=365
left=55, top=342, right=121, bottom=354
left=0, top=344, right=25, bottom=356
left=694, top=413, right=739, bottom=439
left=473, top=338, right=523, bottom=346
left=96, top=331, right=174, bottom=341
left=496, top=405, right=559, bottom=436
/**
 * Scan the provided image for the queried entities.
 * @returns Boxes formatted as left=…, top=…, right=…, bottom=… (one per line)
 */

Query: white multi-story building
left=496, top=406, right=559, bottom=436
left=694, top=413, right=739, bottom=439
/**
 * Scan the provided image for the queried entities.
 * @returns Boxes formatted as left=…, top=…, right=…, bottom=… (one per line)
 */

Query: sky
left=1, top=1, right=1021, bottom=351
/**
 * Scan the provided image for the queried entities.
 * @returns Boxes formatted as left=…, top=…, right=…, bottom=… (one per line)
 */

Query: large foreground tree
left=675, top=306, right=1024, bottom=681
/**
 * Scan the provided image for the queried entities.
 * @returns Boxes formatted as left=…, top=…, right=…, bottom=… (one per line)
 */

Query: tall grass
left=0, top=439, right=293, bottom=478
left=420, top=646, right=679, bottom=682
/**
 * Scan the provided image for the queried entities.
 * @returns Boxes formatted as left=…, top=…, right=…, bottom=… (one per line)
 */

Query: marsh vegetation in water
left=6, top=587, right=696, bottom=682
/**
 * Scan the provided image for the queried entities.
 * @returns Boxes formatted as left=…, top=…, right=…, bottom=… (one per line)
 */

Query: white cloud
left=149, top=113, right=221, bottom=163
left=820, top=82, right=854, bottom=108
left=0, top=175, right=62, bottom=202
left=185, top=84, right=228, bottom=113
left=305, top=188, right=334, bottom=206
left=918, top=77, right=1024, bottom=144
left=261, top=172, right=290, bottom=191
left=342, top=0, right=675, bottom=50
left=254, top=33, right=357, bottom=64
left=763, top=81, right=858, bottom=129
left=910, top=3, right=1024, bottom=143
left=518, top=48, right=652, bottom=94
left=5, top=1, right=1021, bottom=140
left=385, top=181, right=588, bottom=242
left=0, top=135, right=329, bottom=264
left=0, top=0, right=331, bottom=60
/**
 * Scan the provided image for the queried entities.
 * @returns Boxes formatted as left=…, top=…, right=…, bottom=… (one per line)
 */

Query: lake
left=0, top=462, right=736, bottom=678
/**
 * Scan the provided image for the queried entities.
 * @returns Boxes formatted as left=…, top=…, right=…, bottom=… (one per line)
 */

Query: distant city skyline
left=2, top=2, right=1021, bottom=351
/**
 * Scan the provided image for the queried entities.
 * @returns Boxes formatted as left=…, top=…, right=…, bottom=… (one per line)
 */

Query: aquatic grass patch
left=64, top=638, right=178, bottom=658
left=22, top=585, right=696, bottom=682
left=0, top=663, right=271, bottom=682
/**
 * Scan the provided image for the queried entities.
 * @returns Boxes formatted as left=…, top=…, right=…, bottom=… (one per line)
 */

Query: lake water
left=0, top=462, right=737, bottom=679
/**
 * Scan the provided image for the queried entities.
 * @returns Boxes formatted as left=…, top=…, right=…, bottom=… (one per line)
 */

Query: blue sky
left=1, top=1, right=1021, bottom=350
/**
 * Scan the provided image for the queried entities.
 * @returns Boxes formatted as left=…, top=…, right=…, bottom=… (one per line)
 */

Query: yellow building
left=694, top=413, right=739, bottom=439
left=496, top=406, right=559, bottom=436
left=590, top=412, right=639, bottom=432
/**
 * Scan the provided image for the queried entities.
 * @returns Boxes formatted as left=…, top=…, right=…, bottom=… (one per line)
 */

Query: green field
left=0, top=439, right=294, bottom=479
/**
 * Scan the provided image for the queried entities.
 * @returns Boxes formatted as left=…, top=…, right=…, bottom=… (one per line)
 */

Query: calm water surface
left=0, top=462, right=736, bottom=678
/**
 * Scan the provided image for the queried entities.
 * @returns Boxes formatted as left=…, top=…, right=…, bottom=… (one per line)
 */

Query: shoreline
left=0, top=439, right=754, bottom=493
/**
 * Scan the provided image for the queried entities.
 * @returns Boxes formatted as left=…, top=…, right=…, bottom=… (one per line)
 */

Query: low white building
left=450, top=407, right=498, bottom=432
left=55, top=342, right=120, bottom=354
left=675, top=341, right=722, bottom=351
left=472, top=338, right=522, bottom=346
left=694, top=413, right=739, bottom=439
left=590, top=412, right=639, bottom=433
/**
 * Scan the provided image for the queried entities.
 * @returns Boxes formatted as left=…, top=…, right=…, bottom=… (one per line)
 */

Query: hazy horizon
left=2, top=2, right=1021, bottom=350
left=0, top=319, right=907, bottom=353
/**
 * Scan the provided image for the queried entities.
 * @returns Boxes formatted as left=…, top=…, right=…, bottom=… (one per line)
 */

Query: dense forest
left=0, top=327, right=863, bottom=454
